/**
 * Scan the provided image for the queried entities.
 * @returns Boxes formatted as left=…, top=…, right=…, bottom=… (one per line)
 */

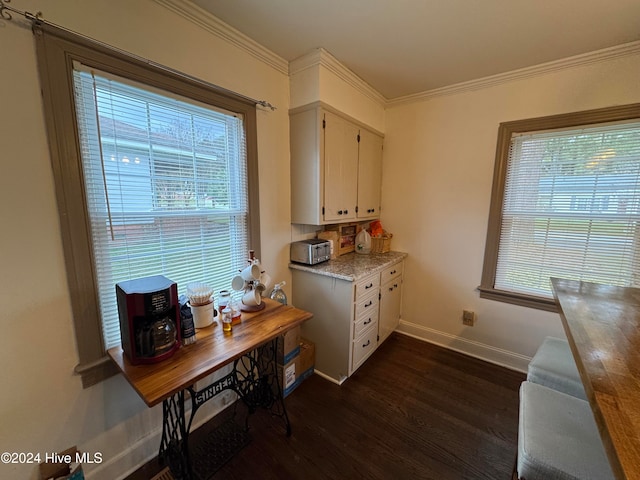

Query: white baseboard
left=98, top=425, right=163, bottom=480
left=313, top=369, right=347, bottom=385
left=396, top=320, right=530, bottom=373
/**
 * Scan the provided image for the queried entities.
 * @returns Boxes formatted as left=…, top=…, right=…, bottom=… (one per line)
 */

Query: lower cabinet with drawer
left=291, top=257, right=404, bottom=384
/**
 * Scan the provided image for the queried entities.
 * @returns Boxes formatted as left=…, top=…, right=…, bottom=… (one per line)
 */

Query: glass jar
left=218, top=290, right=231, bottom=316
left=230, top=302, right=242, bottom=325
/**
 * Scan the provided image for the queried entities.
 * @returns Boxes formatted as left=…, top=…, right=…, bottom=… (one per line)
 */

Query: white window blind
left=496, top=120, right=640, bottom=299
left=72, top=65, right=251, bottom=350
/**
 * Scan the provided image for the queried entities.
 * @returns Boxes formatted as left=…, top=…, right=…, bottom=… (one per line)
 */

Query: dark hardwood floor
left=127, top=333, right=525, bottom=480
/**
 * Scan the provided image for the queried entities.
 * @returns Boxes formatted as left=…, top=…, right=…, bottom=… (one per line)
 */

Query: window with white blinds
left=485, top=115, right=640, bottom=307
left=73, top=65, right=251, bottom=350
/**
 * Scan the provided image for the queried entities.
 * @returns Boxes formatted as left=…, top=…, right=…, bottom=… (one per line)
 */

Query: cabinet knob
left=344, top=209, right=348, bottom=214
left=390, top=270, right=396, bottom=275
left=337, top=210, right=343, bottom=215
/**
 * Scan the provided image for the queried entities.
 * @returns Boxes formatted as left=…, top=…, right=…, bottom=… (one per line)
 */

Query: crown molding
left=290, top=47, right=386, bottom=106
left=387, top=40, right=640, bottom=107
left=152, top=0, right=289, bottom=75
left=149, top=2, right=640, bottom=109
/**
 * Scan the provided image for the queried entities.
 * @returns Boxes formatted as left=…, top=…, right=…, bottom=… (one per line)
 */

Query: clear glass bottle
left=270, top=281, right=288, bottom=305
left=222, top=307, right=232, bottom=333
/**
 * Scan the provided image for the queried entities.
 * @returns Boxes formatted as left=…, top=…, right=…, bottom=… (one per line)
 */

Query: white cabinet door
left=290, top=107, right=324, bottom=224
left=379, top=264, right=403, bottom=344
left=323, top=111, right=358, bottom=222
left=357, top=128, right=383, bottom=219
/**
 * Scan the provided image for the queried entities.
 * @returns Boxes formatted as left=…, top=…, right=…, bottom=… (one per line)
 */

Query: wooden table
left=108, top=299, right=313, bottom=479
left=551, top=278, right=640, bottom=480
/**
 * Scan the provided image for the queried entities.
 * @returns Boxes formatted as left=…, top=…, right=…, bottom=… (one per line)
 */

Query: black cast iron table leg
left=159, top=390, right=192, bottom=480
left=233, top=337, right=292, bottom=436
left=261, top=337, right=292, bottom=436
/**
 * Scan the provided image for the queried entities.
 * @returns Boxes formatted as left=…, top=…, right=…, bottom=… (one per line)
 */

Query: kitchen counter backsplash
left=289, top=251, right=407, bottom=281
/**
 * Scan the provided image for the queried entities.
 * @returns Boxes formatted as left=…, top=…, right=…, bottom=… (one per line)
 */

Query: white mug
left=240, top=264, right=261, bottom=281
left=231, top=275, right=246, bottom=291
left=242, top=289, right=261, bottom=307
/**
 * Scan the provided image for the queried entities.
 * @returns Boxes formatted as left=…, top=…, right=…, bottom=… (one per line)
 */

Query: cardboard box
left=277, top=326, right=301, bottom=365
left=324, top=223, right=359, bottom=255
left=279, top=338, right=315, bottom=397
left=39, top=446, right=84, bottom=480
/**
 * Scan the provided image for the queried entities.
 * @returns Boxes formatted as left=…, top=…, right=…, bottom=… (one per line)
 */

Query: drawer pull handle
left=365, top=300, right=373, bottom=307
left=338, top=210, right=343, bottom=215
left=390, top=270, right=397, bottom=275
left=389, top=287, right=393, bottom=292
left=365, top=283, right=373, bottom=289
left=394, top=283, right=398, bottom=288
left=364, top=318, right=372, bottom=325
left=363, top=340, right=371, bottom=348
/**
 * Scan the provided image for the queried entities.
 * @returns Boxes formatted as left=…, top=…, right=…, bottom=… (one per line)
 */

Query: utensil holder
left=190, top=301, right=214, bottom=328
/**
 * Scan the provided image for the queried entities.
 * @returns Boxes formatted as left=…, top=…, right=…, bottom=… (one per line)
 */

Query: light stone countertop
left=289, top=251, right=407, bottom=282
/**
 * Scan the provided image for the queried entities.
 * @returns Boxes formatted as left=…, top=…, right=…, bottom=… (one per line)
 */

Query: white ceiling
left=191, top=0, right=640, bottom=100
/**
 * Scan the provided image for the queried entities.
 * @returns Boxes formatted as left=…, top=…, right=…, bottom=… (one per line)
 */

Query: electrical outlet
left=462, top=310, right=475, bottom=326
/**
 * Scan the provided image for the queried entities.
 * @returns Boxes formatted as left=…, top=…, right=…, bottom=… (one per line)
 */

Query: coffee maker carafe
left=116, top=275, right=181, bottom=365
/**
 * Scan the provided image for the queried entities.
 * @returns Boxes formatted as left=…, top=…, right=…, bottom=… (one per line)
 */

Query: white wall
left=385, top=51, right=640, bottom=370
left=0, top=1, right=291, bottom=478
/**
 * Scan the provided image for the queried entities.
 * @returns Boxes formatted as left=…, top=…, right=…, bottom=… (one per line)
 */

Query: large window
left=480, top=104, right=640, bottom=311
left=36, top=24, right=259, bottom=386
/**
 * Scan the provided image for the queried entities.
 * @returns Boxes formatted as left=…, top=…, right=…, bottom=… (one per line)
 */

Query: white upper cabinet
left=290, top=102, right=383, bottom=225
left=356, top=128, right=383, bottom=220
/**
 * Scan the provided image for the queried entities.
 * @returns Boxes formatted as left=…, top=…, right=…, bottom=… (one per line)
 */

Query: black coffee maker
left=116, top=275, right=181, bottom=365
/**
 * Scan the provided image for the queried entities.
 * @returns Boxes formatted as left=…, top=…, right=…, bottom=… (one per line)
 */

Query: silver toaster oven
left=290, top=239, right=331, bottom=265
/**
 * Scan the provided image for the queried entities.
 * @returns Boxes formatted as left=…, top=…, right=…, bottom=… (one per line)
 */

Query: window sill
left=75, top=356, right=120, bottom=388
left=477, top=286, right=559, bottom=312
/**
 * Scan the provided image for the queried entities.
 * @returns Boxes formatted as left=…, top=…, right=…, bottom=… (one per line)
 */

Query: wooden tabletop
left=551, top=278, right=640, bottom=480
left=108, top=299, right=313, bottom=407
